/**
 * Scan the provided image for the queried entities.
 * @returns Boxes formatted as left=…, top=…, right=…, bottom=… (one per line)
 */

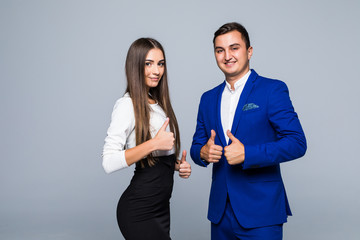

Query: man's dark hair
left=213, top=22, right=251, bottom=49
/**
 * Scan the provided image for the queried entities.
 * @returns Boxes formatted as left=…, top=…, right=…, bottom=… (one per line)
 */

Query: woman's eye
left=145, top=62, right=151, bottom=66
left=158, top=62, right=164, bottom=66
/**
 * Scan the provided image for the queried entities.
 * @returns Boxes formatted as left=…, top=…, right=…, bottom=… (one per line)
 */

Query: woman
left=102, top=38, right=191, bottom=240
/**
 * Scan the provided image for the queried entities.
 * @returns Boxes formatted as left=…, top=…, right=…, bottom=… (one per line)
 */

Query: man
left=190, top=22, right=307, bottom=239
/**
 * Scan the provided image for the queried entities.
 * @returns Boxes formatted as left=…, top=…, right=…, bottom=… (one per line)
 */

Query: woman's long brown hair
left=125, top=38, right=180, bottom=166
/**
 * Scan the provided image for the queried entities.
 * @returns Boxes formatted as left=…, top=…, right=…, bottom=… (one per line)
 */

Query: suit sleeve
left=242, top=81, right=307, bottom=169
left=190, top=94, right=210, bottom=167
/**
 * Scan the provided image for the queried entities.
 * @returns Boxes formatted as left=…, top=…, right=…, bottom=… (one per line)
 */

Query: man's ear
left=247, top=46, right=253, bottom=60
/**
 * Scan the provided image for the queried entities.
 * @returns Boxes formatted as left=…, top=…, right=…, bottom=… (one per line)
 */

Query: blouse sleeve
left=102, top=97, right=134, bottom=173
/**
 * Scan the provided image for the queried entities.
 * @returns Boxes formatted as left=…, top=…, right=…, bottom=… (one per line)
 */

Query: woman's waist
left=131, top=155, right=176, bottom=186
left=129, top=173, right=174, bottom=187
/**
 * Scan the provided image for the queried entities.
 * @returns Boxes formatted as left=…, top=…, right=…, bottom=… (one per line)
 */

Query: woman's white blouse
left=102, top=93, right=175, bottom=173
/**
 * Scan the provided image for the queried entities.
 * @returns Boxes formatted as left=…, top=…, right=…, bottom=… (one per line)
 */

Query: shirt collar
left=225, top=70, right=251, bottom=92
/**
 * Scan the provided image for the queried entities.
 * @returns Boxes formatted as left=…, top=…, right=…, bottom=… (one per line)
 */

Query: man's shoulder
left=253, top=71, right=287, bottom=89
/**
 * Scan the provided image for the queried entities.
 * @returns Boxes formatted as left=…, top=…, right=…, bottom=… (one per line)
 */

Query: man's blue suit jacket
left=190, top=70, right=306, bottom=228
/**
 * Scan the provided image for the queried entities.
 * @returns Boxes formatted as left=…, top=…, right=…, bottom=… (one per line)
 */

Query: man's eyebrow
left=214, top=43, right=240, bottom=50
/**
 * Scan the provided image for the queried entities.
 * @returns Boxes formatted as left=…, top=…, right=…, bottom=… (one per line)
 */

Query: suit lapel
left=216, top=82, right=227, bottom=147
left=230, top=70, right=258, bottom=140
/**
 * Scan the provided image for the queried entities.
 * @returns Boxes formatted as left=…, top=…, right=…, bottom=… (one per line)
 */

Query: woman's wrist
left=147, top=138, right=158, bottom=152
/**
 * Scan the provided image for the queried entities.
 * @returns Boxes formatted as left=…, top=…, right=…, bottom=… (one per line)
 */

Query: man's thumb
left=210, top=129, right=216, bottom=142
left=227, top=130, right=237, bottom=142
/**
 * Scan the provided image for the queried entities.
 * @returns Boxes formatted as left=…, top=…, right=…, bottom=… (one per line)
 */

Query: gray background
left=1, top=0, right=359, bottom=239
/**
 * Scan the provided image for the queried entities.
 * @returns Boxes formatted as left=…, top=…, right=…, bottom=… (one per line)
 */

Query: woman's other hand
left=177, top=150, right=191, bottom=179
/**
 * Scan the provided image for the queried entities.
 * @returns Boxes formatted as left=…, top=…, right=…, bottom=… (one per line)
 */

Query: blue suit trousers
left=211, top=197, right=283, bottom=240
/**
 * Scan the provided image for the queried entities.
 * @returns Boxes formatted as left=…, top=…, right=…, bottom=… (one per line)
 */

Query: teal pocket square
left=242, top=103, right=259, bottom=111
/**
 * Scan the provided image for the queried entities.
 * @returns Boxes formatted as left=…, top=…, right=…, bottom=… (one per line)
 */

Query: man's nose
left=225, top=50, right=232, bottom=61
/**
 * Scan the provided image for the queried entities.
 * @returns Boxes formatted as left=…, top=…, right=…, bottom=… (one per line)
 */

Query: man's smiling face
left=214, top=30, right=253, bottom=82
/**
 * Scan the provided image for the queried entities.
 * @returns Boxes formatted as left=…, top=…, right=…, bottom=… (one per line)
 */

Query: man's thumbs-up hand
left=153, top=118, right=175, bottom=151
left=178, top=150, right=191, bottom=179
left=200, top=129, right=223, bottom=163
left=224, top=130, right=245, bottom=165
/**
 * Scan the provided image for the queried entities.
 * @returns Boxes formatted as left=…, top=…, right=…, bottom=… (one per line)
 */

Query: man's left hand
left=224, top=130, right=245, bottom=165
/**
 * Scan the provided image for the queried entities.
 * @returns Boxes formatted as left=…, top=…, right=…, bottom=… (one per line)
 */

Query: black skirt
left=117, top=154, right=176, bottom=240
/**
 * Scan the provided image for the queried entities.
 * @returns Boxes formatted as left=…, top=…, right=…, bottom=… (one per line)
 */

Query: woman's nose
left=152, top=65, right=160, bottom=75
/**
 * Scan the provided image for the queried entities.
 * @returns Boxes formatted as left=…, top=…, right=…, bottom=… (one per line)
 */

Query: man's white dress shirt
left=221, top=70, right=251, bottom=144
